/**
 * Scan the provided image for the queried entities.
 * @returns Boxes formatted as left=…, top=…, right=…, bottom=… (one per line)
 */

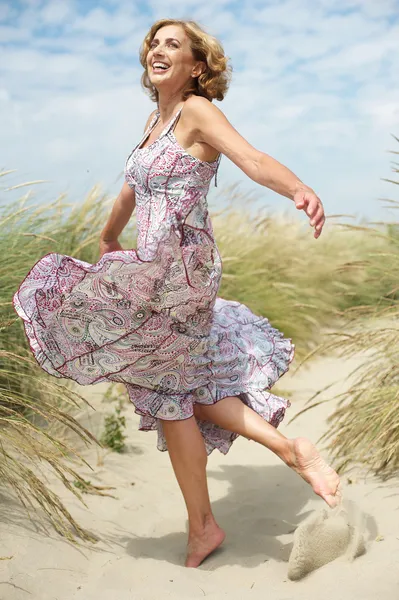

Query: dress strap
left=165, top=104, right=221, bottom=187
left=161, top=107, right=183, bottom=137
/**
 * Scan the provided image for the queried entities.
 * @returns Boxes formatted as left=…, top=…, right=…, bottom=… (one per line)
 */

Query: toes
left=325, top=494, right=338, bottom=508
left=323, top=483, right=342, bottom=508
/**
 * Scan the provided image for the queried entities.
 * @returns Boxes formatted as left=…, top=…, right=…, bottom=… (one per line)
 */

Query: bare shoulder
left=183, top=95, right=228, bottom=147
left=183, top=95, right=261, bottom=180
left=184, top=95, right=224, bottom=127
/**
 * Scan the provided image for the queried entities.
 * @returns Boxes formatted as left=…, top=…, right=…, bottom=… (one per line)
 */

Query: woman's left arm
left=187, top=97, right=325, bottom=239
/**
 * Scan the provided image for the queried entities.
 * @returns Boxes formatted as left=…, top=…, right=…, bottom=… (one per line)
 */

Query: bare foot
left=185, top=519, right=226, bottom=568
left=288, top=437, right=342, bottom=508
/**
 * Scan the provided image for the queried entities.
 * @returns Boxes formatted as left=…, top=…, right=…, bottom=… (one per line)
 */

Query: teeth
left=153, top=62, right=169, bottom=69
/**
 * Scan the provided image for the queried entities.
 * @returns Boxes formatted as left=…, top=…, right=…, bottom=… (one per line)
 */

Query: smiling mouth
left=152, top=62, right=171, bottom=73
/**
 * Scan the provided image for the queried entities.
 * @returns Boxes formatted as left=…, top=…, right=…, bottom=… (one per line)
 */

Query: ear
left=192, top=61, right=206, bottom=78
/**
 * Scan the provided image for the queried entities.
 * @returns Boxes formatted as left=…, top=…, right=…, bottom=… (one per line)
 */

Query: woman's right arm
left=99, top=181, right=137, bottom=256
left=99, top=110, right=157, bottom=257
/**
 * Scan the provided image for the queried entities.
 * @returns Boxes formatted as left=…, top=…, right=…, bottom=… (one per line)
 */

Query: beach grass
left=0, top=181, right=121, bottom=541
left=213, top=204, right=393, bottom=355
left=297, top=148, right=399, bottom=479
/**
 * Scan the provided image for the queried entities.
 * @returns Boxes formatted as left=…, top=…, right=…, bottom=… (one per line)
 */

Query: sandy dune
left=1, top=354, right=399, bottom=600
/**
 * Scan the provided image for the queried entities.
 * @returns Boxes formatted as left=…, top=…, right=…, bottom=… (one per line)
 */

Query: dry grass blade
left=0, top=169, right=17, bottom=177
left=5, top=180, right=50, bottom=191
left=0, top=206, right=31, bottom=228
left=0, top=446, right=98, bottom=543
left=19, top=232, right=58, bottom=243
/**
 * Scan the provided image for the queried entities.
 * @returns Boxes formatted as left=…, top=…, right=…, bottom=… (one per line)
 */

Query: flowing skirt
left=13, top=222, right=294, bottom=454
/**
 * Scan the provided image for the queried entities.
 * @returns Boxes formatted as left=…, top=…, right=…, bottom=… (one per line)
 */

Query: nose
left=153, top=45, right=166, bottom=58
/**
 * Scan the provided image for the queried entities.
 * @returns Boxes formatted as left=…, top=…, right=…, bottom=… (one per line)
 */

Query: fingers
left=314, top=215, right=325, bottom=238
left=310, top=205, right=323, bottom=226
left=294, top=192, right=308, bottom=210
left=303, top=195, right=317, bottom=217
left=294, top=190, right=325, bottom=238
left=294, top=192, right=320, bottom=219
left=311, top=205, right=325, bottom=238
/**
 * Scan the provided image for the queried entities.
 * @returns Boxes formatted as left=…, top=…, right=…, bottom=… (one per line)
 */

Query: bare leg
left=194, top=397, right=341, bottom=508
left=161, top=417, right=225, bottom=567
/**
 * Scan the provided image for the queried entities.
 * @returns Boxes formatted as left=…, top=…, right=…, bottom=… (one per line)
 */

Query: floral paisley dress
left=13, top=105, right=294, bottom=454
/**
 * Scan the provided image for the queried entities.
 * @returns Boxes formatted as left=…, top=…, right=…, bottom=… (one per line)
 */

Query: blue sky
left=1, top=0, right=399, bottom=222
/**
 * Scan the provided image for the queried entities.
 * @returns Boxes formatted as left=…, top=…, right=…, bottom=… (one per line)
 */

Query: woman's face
left=147, top=25, right=203, bottom=92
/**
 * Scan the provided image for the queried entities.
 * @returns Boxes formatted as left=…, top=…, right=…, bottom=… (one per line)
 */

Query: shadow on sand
left=1, top=460, right=379, bottom=570
left=123, top=463, right=320, bottom=569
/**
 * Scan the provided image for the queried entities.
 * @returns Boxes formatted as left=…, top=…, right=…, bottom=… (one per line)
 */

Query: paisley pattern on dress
left=13, top=105, right=294, bottom=454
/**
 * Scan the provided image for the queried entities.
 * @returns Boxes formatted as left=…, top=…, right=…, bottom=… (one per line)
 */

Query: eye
left=150, top=41, right=179, bottom=49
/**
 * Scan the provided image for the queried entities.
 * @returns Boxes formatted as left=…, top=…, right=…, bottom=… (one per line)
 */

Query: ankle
left=188, top=513, right=216, bottom=537
left=276, top=438, right=296, bottom=468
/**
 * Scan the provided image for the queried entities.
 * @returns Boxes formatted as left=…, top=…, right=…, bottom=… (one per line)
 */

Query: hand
left=293, top=188, right=325, bottom=239
left=99, top=239, right=123, bottom=259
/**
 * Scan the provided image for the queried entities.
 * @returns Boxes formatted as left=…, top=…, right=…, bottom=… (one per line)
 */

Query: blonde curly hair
left=139, top=19, right=232, bottom=103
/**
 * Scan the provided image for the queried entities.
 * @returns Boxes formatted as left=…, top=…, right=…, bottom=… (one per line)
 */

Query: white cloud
left=308, top=37, right=398, bottom=72
left=41, top=0, right=75, bottom=25
left=0, top=3, right=11, bottom=21
left=72, top=6, right=140, bottom=37
left=1, top=0, right=399, bottom=221
left=0, top=24, right=31, bottom=42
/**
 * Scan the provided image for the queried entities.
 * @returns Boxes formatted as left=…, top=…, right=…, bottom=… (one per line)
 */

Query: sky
left=1, top=0, right=399, bottom=222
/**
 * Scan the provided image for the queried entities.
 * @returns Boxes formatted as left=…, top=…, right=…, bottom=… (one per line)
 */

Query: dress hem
left=130, top=336, right=295, bottom=455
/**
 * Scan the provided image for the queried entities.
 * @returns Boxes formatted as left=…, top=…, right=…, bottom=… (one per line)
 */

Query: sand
left=1, top=353, right=399, bottom=600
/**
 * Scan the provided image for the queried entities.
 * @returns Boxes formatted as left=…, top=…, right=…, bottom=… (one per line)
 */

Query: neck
left=156, top=86, right=190, bottom=122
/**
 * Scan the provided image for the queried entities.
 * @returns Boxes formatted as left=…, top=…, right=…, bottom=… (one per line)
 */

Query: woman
left=13, top=19, right=341, bottom=568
